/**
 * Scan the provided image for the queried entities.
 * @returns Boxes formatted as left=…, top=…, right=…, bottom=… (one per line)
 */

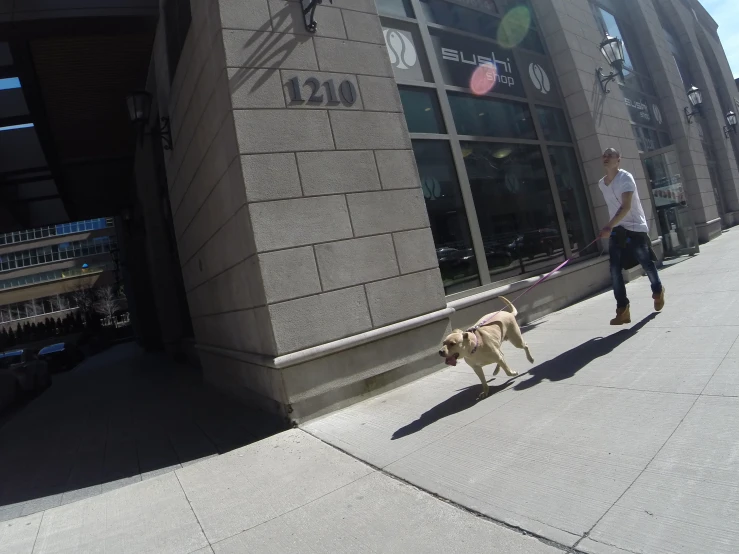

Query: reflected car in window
left=506, top=228, right=570, bottom=260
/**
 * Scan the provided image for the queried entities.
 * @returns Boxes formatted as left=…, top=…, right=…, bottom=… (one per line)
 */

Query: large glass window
left=548, top=147, right=596, bottom=257
left=399, top=87, right=446, bottom=133
left=537, top=105, right=571, bottom=142
left=462, top=142, right=565, bottom=278
left=376, top=0, right=414, bottom=18
left=381, top=0, right=598, bottom=295
left=449, top=93, right=536, bottom=139
left=412, top=140, right=480, bottom=293
left=420, top=0, right=543, bottom=53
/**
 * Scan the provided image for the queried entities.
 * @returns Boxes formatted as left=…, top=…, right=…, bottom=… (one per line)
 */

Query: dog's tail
left=499, top=296, right=517, bottom=317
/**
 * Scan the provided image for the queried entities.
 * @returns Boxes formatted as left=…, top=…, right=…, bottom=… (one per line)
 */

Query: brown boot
left=653, top=287, right=665, bottom=312
left=610, top=305, right=631, bottom=325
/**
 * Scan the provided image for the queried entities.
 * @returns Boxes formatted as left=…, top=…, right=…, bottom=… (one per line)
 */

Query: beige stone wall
left=149, top=0, right=446, bottom=416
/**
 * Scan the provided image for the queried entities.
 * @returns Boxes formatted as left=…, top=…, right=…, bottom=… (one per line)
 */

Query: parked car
left=507, top=229, right=569, bottom=260
left=38, top=342, right=84, bottom=373
left=0, top=349, right=51, bottom=411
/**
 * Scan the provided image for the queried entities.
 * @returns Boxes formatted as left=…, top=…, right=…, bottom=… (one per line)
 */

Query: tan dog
left=439, top=297, right=534, bottom=400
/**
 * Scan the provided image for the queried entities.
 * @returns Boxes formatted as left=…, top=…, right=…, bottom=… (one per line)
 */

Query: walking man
left=598, top=148, right=665, bottom=325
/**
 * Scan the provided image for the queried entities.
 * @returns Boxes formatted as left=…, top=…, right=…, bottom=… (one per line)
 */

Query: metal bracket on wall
left=596, top=67, right=619, bottom=94
left=301, top=0, right=333, bottom=33
left=147, top=117, right=173, bottom=151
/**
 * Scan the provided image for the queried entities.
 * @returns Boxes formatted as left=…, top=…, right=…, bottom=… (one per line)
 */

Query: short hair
left=603, top=147, right=621, bottom=158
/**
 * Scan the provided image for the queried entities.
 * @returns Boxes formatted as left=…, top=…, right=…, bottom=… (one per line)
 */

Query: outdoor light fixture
left=724, top=110, right=737, bottom=137
left=125, top=91, right=173, bottom=150
left=301, top=0, right=333, bottom=33
left=596, top=33, right=625, bottom=93
left=684, top=85, right=703, bottom=124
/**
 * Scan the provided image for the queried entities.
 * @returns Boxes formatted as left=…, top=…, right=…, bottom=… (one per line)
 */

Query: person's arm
left=599, top=191, right=634, bottom=238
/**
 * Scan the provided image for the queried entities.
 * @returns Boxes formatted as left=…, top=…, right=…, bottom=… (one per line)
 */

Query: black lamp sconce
left=596, top=33, right=625, bottom=93
left=301, top=0, right=333, bottom=33
left=723, top=111, right=737, bottom=137
left=684, top=86, right=703, bottom=124
left=125, top=91, right=173, bottom=151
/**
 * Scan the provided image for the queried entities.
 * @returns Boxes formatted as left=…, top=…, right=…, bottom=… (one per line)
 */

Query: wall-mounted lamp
left=125, top=91, right=173, bottom=151
left=723, top=110, right=737, bottom=137
left=301, top=0, right=333, bottom=33
left=684, top=86, right=703, bottom=124
left=596, top=33, right=625, bottom=93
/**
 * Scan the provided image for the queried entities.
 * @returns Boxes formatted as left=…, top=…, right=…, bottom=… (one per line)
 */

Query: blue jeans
left=609, top=232, right=662, bottom=308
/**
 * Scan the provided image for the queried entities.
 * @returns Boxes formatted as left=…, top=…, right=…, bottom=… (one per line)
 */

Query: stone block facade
left=138, top=0, right=739, bottom=422
left=147, top=0, right=446, bottom=419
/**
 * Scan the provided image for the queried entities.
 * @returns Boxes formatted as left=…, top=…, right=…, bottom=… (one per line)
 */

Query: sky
left=702, top=0, right=739, bottom=78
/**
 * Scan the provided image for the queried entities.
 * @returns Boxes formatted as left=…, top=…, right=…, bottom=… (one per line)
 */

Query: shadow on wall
left=229, top=4, right=313, bottom=97
left=391, top=313, right=657, bottom=439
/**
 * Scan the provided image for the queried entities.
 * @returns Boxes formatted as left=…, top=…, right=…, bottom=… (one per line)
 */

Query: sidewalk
left=3, top=231, right=738, bottom=553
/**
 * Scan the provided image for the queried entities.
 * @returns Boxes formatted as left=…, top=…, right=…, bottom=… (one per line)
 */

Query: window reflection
left=537, top=105, right=571, bottom=142
left=412, top=140, right=480, bottom=293
left=462, top=142, right=565, bottom=279
left=449, top=93, right=536, bottom=139
left=548, top=147, right=596, bottom=257
left=376, top=0, right=415, bottom=18
left=420, top=0, right=543, bottom=53
left=399, top=86, right=446, bottom=134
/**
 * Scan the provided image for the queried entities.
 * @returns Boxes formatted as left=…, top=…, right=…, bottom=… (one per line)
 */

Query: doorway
left=641, top=147, right=699, bottom=258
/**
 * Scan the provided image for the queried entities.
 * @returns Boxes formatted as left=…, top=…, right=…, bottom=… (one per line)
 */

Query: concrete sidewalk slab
left=585, top=396, right=739, bottom=554
left=175, top=430, right=373, bottom=544
left=0, top=513, right=42, bottom=554
left=703, top=357, right=739, bottom=396
left=382, top=384, right=695, bottom=546
left=211, top=472, right=561, bottom=554
left=32, top=472, right=208, bottom=554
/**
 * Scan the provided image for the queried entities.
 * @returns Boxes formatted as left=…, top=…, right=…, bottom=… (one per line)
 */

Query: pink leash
left=467, top=238, right=602, bottom=353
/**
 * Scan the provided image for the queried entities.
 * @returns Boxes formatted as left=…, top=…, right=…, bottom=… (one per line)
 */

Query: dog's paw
left=508, top=371, right=519, bottom=377
left=477, top=391, right=489, bottom=401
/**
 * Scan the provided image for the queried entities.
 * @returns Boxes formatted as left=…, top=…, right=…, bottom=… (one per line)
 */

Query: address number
left=287, top=77, right=357, bottom=106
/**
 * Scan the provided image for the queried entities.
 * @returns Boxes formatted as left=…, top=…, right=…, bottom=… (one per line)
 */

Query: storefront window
left=462, top=142, right=565, bottom=279
left=412, top=140, right=480, bottom=293
left=376, top=0, right=415, bottom=19
left=399, top=86, right=446, bottom=133
left=536, top=105, right=571, bottom=142
left=420, top=0, right=499, bottom=36
left=548, top=147, right=596, bottom=257
left=449, top=93, right=536, bottom=139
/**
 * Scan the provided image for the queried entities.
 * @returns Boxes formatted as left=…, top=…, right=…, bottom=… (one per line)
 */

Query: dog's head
left=439, top=329, right=473, bottom=366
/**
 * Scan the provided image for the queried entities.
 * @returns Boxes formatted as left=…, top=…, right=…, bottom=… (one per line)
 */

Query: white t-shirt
left=598, top=169, right=649, bottom=233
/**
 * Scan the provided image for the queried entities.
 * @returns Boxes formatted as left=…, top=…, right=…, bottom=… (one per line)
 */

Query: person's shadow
left=391, top=313, right=657, bottom=440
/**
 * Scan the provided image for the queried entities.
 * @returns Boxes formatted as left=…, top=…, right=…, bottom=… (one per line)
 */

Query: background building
left=2, top=0, right=739, bottom=422
left=0, top=218, right=122, bottom=333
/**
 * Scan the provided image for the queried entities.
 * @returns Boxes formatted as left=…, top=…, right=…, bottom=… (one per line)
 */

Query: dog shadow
left=391, top=379, right=516, bottom=440
left=391, top=313, right=657, bottom=439
left=513, top=312, right=658, bottom=391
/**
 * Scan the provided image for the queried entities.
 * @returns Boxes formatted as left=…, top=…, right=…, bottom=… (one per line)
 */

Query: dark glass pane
left=462, top=142, right=564, bottom=280
left=375, top=0, right=414, bottom=18
left=548, top=147, right=596, bottom=258
left=399, top=86, right=446, bottom=133
left=537, top=105, right=571, bottom=142
left=421, top=0, right=499, bottom=36
left=449, top=93, right=536, bottom=139
left=412, top=140, right=480, bottom=293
